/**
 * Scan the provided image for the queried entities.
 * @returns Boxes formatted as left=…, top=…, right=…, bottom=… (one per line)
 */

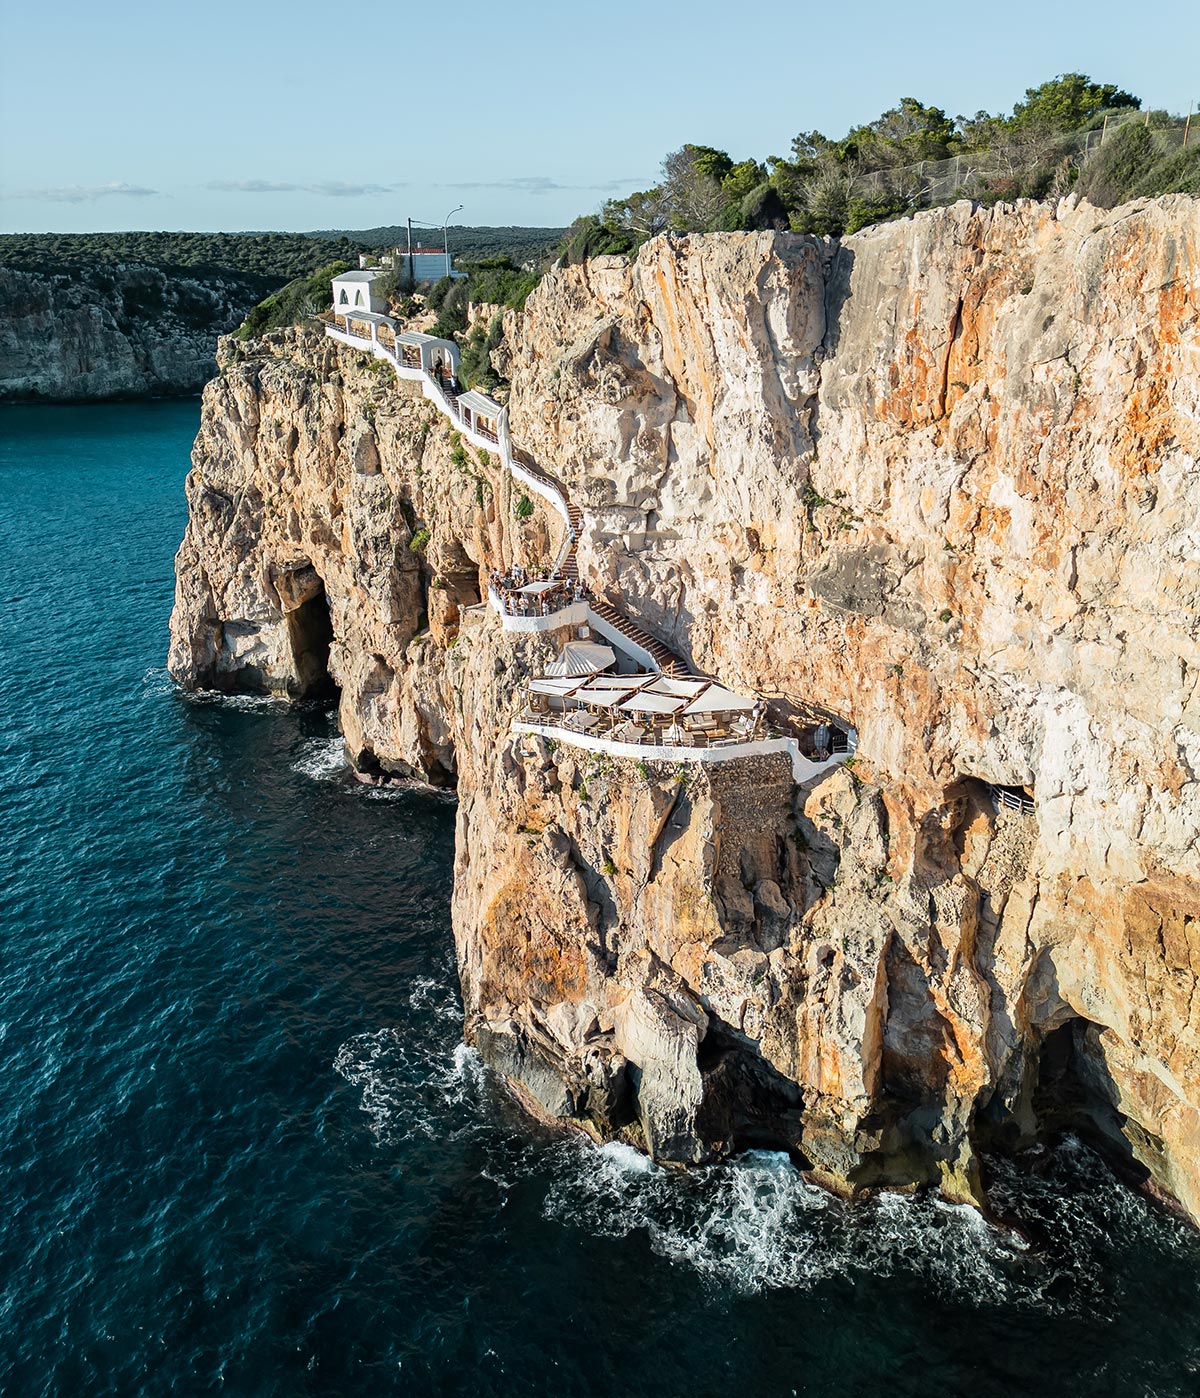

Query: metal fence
left=849, top=111, right=1194, bottom=209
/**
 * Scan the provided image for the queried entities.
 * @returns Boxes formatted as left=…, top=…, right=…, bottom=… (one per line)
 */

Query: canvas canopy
left=529, top=677, right=584, bottom=696
left=618, top=691, right=688, bottom=715
left=457, top=389, right=502, bottom=419
left=396, top=331, right=450, bottom=347
left=682, top=685, right=756, bottom=714
left=545, top=643, right=616, bottom=678
left=568, top=688, right=631, bottom=709
left=640, top=676, right=708, bottom=698
left=519, top=580, right=561, bottom=595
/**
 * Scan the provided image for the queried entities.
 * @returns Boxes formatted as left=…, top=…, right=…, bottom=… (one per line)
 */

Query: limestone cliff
left=169, top=194, right=1200, bottom=1222
left=0, top=264, right=268, bottom=401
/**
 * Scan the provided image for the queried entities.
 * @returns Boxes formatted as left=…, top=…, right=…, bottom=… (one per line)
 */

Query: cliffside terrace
left=323, top=293, right=856, bottom=778
left=489, top=570, right=589, bottom=619
left=514, top=666, right=856, bottom=783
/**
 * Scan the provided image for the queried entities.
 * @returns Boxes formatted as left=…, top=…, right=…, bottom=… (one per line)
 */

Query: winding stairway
left=326, top=311, right=856, bottom=783
left=502, top=439, right=688, bottom=674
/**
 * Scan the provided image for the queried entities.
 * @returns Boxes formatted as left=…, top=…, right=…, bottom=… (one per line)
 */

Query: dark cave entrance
left=1030, top=1017, right=1153, bottom=1190
left=695, top=1020, right=809, bottom=1164
left=285, top=586, right=338, bottom=703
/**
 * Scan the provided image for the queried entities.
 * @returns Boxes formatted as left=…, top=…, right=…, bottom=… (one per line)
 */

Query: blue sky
left=1, top=0, right=1195, bottom=233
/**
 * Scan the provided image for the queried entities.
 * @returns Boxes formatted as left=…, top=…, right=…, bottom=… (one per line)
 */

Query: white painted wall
left=332, top=273, right=386, bottom=314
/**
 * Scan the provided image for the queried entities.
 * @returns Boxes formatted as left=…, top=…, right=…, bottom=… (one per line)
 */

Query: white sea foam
left=334, top=1025, right=483, bottom=1147
left=539, top=1138, right=1040, bottom=1296
left=333, top=1012, right=1169, bottom=1304
left=597, top=1141, right=657, bottom=1175
left=141, top=667, right=176, bottom=697
left=292, top=736, right=346, bottom=781
left=363, top=781, right=458, bottom=804
left=182, top=688, right=290, bottom=712
left=409, top=975, right=463, bottom=1023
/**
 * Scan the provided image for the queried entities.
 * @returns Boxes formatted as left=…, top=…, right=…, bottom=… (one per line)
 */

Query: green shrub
left=409, top=527, right=431, bottom=553
left=237, top=259, right=353, bottom=337
left=459, top=311, right=507, bottom=391
left=514, top=494, right=535, bottom=519
left=1076, top=124, right=1155, bottom=206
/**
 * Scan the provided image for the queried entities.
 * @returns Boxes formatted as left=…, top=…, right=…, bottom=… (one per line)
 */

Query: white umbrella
left=545, top=642, right=616, bottom=678
left=682, top=684, right=756, bottom=714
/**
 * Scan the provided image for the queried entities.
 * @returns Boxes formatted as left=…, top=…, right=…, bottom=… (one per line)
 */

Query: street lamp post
left=444, top=205, right=463, bottom=279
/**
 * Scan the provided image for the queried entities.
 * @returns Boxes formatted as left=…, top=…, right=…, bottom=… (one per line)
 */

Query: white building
left=357, top=248, right=467, bottom=282
left=331, top=269, right=388, bottom=314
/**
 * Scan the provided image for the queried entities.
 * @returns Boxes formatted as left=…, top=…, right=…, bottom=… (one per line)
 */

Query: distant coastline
left=0, top=264, right=262, bottom=404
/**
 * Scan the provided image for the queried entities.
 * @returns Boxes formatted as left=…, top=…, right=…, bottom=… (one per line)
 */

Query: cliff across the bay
left=168, top=194, right=1200, bottom=1222
left=0, top=264, right=269, bottom=401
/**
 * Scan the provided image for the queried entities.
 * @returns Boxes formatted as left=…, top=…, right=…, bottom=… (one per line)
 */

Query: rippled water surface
left=2, top=402, right=1199, bottom=1397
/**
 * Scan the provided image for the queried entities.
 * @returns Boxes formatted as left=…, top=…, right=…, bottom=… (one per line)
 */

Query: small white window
left=338, top=288, right=348, bottom=304
left=355, top=290, right=364, bottom=306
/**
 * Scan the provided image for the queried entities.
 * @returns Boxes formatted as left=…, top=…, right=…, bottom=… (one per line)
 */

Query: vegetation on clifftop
left=0, top=231, right=349, bottom=281
left=235, top=261, right=353, bottom=338
left=567, top=73, right=1199, bottom=253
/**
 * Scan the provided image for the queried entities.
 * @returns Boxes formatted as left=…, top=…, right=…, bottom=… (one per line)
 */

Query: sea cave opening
left=285, top=585, right=338, bottom=703
left=1030, top=1016, right=1154, bottom=1191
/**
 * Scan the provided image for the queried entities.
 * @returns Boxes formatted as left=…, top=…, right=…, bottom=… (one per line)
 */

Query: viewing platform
left=488, top=569, right=590, bottom=631
left=513, top=663, right=856, bottom=784
left=322, top=291, right=857, bottom=778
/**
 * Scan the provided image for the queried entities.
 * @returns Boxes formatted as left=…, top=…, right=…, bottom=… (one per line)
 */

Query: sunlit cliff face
left=171, top=194, right=1200, bottom=1219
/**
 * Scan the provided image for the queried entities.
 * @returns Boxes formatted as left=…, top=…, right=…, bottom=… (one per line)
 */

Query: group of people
left=489, top=564, right=588, bottom=618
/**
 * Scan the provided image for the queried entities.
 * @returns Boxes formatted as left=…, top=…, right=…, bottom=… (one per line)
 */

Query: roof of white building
left=396, top=331, right=451, bottom=347
left=341, top=309, right=392, bottom=324
left=456, top=390, right=503, bottom=418
left=333, top=269, right=386, bottom=282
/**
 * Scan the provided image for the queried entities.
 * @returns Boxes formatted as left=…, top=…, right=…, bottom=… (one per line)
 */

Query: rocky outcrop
left=169, top=194, right=1200, bottom=1222
left=0, top=264, right=269, bottom=401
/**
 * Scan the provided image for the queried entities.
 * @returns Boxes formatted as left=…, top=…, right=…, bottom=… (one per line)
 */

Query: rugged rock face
left=0, top=264, right=268, bottom=401
left=169, top=194, right=1200, bottom=1222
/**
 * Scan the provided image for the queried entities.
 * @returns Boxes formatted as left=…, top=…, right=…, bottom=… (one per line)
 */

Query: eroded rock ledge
left=169, top=195, right=1200, bottom=1220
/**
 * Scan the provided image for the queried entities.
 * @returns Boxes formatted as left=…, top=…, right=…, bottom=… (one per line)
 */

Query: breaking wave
left=291, top=735, right=347, bottom=781
left=334, top=987, right=1193, bottom=1308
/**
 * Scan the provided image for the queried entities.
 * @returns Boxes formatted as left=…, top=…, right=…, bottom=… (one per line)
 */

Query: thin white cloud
left=206, top=179, right=397, bottom=196
left=206, top=179, right=300, bottom=193
left=7, top=181, right=158, bottom=203
left=441, top=175, right=637, bottom=195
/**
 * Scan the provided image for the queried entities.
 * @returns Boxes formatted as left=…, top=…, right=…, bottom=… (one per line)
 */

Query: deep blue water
left=1, top=401, right=1199, bottom=1397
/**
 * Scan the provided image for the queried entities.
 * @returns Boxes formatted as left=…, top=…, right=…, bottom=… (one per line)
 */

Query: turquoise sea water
left=2, top=401, right=1199, bottom=1397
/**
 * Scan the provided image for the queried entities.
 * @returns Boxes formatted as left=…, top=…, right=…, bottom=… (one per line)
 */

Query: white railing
left=486, top=588, right=589, bottom=632
left=513, top=719, right=855, bottom=784
left=325, top=318, right=859, bottom=770
left=510, top=460, right=571, bottom=528
left=583, top=607, right=662, bottom=673
left=326, top=319, right=575, bottom=610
